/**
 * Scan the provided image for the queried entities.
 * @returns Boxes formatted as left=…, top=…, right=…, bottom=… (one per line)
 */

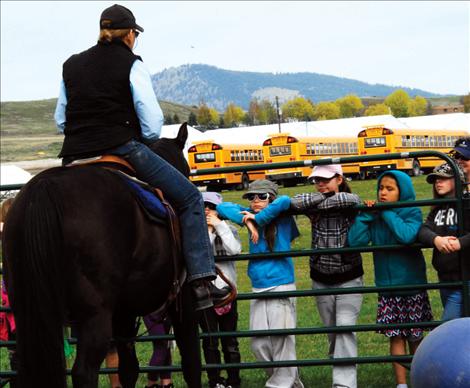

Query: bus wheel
left=409, top=160, right=421, bottom=176
left=241, top=174, right=250, bottom=190
left=236, top=174, right=250, bottom=191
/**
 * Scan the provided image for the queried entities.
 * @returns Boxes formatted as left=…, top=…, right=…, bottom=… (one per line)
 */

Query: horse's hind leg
left=113, top=314, right=140, bottom=388
left=169, top=283, right=202, bottom=388
left=72, top=312, right=112, bottom=388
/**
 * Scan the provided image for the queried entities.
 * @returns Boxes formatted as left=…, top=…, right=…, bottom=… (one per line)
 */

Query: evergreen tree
left=164, top=115, right=174, bottom=125
left=188, top=111, right=197, bottom=126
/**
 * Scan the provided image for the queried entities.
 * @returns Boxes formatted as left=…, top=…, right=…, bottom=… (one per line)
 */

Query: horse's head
left=149, top=122, right=190, bottom=178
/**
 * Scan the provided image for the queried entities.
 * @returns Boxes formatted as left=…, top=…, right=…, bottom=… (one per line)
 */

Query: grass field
left=1, top=175, right=452, bottom=387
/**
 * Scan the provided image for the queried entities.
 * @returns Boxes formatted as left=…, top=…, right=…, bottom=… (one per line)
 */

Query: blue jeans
left=440, top=288, right=462, bottom=321
left=110, top=139, right=215, bottom=282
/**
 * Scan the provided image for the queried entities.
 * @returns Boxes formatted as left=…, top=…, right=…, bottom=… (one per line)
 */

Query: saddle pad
left=124, top=178, right=168, bottom=224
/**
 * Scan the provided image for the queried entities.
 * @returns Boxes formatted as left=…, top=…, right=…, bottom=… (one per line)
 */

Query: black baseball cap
left=100, top=4, right=144, bottom=32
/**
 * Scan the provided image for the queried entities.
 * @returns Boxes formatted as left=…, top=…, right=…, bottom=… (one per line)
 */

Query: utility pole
left=275, top=96, right=281, bottom=133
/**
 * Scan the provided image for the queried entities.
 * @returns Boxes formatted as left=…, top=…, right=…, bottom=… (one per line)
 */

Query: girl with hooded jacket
left=348, top=170, right=432, bottom=388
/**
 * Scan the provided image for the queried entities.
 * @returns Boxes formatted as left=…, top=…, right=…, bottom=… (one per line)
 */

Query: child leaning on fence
left=348, top=170, right=432, bottom=388
left=217, top=180, right=304, bottom=388
left=290, top=164, right=363, bottom=388
left=418, top=163, right=470, bottom=321
left=200, top=191, right=242, bottom=388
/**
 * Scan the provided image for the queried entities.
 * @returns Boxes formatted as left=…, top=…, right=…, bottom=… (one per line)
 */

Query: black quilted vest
left=59, top=40, right=142, bottom=158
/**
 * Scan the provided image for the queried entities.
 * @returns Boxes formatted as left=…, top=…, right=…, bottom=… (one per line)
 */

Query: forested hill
left=151, top=64, right=441, bottom=111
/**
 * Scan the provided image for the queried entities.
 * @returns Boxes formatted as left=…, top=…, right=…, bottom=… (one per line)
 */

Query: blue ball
left=411, top=318, right=470, bottom=388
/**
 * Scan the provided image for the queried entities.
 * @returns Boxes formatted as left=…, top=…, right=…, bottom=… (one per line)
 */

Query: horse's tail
left=11, top=177, right=67, bottom=387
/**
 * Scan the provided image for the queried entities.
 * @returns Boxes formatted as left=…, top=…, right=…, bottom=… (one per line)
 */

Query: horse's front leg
left=113, top=313, right=140, bottom=388
left=72, top=311, right=113, bottom=388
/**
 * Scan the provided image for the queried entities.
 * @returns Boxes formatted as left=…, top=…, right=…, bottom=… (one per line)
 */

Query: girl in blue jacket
left=348, top=170, right=432, bottom=388
left=217, top=179, right=304, bottom=388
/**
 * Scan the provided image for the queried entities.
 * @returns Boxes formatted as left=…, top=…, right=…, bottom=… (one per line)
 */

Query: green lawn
left=0, top=176, right=450, bottom=387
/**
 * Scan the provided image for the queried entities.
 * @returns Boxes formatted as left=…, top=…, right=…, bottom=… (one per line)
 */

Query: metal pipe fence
left=1, top=150, right=469, bottom=381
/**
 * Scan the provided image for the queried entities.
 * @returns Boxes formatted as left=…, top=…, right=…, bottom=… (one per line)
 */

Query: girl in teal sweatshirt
left=348, top=170, right=432, bottom=388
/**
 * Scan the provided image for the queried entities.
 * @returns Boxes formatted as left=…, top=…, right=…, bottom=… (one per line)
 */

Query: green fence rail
left=1, top=150, right=468, bottom=381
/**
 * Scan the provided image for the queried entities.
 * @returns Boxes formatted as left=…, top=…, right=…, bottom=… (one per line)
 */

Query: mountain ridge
left=151, top=64, right=443, bottom=111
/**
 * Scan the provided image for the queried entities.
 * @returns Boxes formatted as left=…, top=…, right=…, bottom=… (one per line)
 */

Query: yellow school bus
left=357, top=125, right=469, bottom=177
left=262, top=133, right=360, bottom=186
left=188, top=141, right=266, bottom=191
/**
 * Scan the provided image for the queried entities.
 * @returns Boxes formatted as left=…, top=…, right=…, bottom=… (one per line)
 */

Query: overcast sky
left=1, top=1, right=469, bottom=102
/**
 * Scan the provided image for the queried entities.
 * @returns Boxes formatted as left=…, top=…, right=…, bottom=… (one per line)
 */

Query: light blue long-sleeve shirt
left=54, top=59, right=163, bottom=142
left=216, top=196, right=300, bottom=288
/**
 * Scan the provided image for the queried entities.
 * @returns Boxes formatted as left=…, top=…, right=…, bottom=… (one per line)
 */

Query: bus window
left=365, top=137, right=386, bottom=148
left=270, top=145, right=292, bottom=157
left=195, top=152, right=216, bottom=163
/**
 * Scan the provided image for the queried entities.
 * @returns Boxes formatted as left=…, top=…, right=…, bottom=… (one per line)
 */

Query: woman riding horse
left=3, top=124, right=205, bottom=388
left=54, top=3, right=230, bottom=313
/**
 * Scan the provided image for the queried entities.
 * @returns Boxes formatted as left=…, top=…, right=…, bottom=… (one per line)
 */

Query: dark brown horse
left=2, top=123, right=201, bottom=388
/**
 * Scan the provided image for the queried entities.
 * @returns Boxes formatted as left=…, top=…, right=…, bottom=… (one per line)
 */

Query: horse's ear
left=176, top=122, right=188, bottom=149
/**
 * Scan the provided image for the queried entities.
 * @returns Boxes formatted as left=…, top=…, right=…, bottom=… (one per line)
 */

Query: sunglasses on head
left=204, top=202, right=217, bottom=210
left=245, top=193, right=270, bottom=201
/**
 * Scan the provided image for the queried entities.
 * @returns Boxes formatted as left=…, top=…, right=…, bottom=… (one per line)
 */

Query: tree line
left=166, top=90, right=470, bottom=129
